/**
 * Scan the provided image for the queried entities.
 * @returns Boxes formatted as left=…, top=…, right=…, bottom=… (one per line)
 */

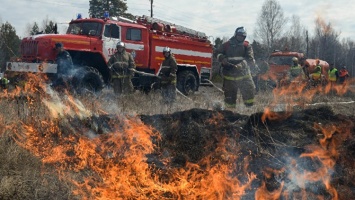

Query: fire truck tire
left=71, top=66, right=104, bottom=94
left=177, top=70, right=197, bottom=95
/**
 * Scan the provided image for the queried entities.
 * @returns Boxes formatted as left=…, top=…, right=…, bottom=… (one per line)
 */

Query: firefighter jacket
left=216, top=37, right=255, bottom=80
left=159, top=54, right=177, bottom=85
left=56, top=50, right=73, bottom=75
left=108, top=50, right=136, bottom=78
left=328, top=68, right=339, bottom=82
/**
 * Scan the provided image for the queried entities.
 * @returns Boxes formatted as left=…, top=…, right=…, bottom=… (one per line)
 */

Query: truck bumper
left=5, top=62, right=58, bottom=73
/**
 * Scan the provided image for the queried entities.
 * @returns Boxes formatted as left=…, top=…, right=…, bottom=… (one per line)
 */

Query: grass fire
left=0, top=73, right=355, bottom=199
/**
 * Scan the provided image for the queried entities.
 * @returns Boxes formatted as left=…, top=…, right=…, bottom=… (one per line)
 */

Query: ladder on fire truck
left=137, top=15, right=208, bottom=40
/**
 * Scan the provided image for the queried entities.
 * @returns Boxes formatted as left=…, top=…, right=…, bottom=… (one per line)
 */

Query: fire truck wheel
left=177, top=70, right=197, bottom=95
left=72, top=66, right=104, bottom=94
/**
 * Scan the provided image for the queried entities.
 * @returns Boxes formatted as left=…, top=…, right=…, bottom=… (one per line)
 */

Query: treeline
left=214, top=0, right=355, bottom=77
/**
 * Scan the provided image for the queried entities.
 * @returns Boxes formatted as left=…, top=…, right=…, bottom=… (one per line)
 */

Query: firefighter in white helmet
left=216, top=26, right=256, bottom=108
left=107, top=41, right=136, bottom=95
left=158, top=46, right=177, bottom=104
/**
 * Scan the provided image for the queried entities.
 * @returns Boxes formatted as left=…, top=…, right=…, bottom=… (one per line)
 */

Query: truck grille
left=21, top=41, right=38, bottom=58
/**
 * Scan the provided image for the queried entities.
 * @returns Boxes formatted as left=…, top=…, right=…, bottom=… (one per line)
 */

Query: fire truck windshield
left=67, top=22, right=103, bottom=36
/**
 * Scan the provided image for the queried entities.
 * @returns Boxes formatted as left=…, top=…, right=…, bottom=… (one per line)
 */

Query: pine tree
left=0, top=22, right=21, bottom=71
left=30, top=22, right=40, bottom=35
left=44, top=21, right=57, bottom=34
left=89, top=0, right=134, bottom=20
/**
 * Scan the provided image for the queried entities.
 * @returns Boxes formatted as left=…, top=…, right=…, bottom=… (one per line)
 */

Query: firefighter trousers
left=112, top=77, right=134, bottom=95
left=161, top=84, right=176, bottom=104
left=223, top=76, right=255, bottom=108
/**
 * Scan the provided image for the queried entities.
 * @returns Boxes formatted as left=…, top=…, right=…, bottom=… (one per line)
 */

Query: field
left=0, top=75, right=354, bottom=199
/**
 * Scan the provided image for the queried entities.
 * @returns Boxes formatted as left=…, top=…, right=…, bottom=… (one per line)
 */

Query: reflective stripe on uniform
left=161, top=80, right=176, bottom=84
left=224, top=75, right=251, bottom=81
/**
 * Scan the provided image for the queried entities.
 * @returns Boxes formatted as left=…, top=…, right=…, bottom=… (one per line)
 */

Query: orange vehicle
left=267, top=50, right=329, bottom=83
left=5, top=14, right=213, bottom=94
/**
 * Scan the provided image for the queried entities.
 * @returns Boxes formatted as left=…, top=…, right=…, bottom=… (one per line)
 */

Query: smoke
left=42, top=84, right=92, bottom=119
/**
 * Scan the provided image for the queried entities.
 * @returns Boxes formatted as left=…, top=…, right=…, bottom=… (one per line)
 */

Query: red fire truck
left=5, top=14, right=213, bottom=95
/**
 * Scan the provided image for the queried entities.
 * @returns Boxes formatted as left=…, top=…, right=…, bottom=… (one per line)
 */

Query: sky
left=1, top=0, right=354, bottom=42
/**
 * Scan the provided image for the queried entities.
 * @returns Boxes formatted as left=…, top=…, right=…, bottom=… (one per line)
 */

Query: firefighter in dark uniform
left=107, top=41, right=136, bottom=95
left=216, top=27, right=256, bottom=108
left=52, top=42, right=73, bottom=89
left=159, top=47, right=178, bottom=104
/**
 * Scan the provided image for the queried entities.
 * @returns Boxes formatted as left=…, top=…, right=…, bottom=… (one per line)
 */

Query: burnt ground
left=137, top=106, right=355, bottom=199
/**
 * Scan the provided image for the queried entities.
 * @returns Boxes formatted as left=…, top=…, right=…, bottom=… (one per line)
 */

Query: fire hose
left=204, top=79, right=224, bottom=93
left=128, top=69, right=194, bottom=101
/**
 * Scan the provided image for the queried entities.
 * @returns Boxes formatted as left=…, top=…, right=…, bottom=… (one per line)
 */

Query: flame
left=1, top=69, right=354, bottom=199
left=262, top=76, right=355, bottom=122
left=14, top=115, right=258, bottom=199
left=4, top=78, right=257, bottom=199
left=255, top=168, right=285, bottom=200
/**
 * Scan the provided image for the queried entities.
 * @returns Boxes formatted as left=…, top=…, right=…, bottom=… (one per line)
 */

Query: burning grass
left=0, top=74, right=355, bottom=199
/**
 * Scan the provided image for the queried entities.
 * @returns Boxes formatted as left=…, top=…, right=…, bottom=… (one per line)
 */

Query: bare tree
left=309, top=17, right=340, bottom=64
left=285, top=15, right=307, bottom=53
left=254, top=0, right=287, bottom=54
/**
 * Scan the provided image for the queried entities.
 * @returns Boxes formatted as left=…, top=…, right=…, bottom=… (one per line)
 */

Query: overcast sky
left=1, top=0, right=354, bottom=42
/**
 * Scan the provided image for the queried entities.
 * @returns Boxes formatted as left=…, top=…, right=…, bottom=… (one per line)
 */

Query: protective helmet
left=163, top=46, right=171, bottom=53
left=116, top=41, right=125, bottom=48
left=292, top=57, right=298, bottom=62
left=234, top=27, right=247, bottom=37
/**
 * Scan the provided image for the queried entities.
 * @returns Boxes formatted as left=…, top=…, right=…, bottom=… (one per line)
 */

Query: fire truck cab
left=5, top=14, right=213, bottom=95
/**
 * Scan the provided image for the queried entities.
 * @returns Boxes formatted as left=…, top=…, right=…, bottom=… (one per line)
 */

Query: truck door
left=124, top=27, right=149, bottom=69
left=102, top=24, right=121, bottom=62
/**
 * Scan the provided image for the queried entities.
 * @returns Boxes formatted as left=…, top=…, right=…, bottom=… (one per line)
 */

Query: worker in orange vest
left=338, top=66, right=350, bottom=84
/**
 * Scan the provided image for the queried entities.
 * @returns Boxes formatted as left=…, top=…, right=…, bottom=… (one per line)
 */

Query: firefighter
left=338, top=66, right=350, bottom=84
left=55, top=42, right=73, bottom=75
left=256, top=58, right=271, bottom=91
left=283, top=57, right=305, bottom=85
left=216, top=26, right=256, bottom=108
left=107, top=41, right=136, bottom=95
left=158, top=46, right=178, bottom=104
left=52, top=42, right=73, bottom=90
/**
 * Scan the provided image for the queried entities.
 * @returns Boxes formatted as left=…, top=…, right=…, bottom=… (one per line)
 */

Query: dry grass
left=0, top=80, right=354, bottom=199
